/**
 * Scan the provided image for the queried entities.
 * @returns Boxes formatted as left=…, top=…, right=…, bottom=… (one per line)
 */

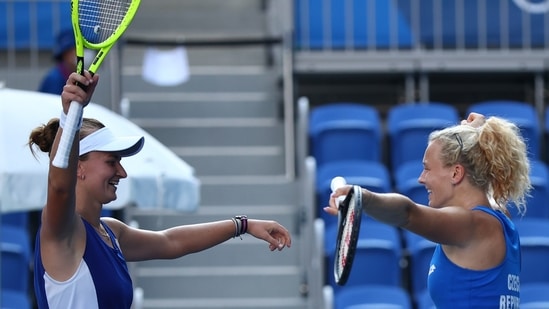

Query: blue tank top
left=427, top=206, right=520, bottom=309
left=34, top=219, right=133, bottom=308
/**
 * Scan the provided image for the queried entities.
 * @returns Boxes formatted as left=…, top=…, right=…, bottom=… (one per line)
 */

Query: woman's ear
left=452, top=164, right=465, bottom=185
left=76, top=162, right=85, bottom=180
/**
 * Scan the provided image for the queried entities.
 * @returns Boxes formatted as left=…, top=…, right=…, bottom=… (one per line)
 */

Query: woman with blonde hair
left=326, top=112, right=530, bottom=308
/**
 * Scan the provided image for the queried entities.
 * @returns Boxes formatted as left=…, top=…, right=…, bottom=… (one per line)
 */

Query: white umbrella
left=0, top=87, right=200, bottom=213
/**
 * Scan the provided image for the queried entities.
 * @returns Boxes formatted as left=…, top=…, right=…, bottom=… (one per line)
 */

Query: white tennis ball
left=331, top=176, right=347, bottom=192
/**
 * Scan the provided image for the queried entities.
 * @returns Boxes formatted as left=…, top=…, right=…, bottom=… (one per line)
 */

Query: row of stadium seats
left=323, top=217, right=549, bottom=309
left=310, top=100, right=544, bottom=170
left=294, top=0, right=549, bottom=50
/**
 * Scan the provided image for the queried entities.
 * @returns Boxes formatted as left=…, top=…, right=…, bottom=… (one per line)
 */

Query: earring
left=80, top=175, right=85, bottom=180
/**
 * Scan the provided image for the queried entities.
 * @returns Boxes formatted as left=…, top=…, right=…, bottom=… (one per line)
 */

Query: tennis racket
left=331, top=177, right=363, bottom=285
left=52, top=0, right=141, bottom=168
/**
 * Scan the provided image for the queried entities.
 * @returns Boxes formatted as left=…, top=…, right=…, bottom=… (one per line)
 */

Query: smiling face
left=78, top=151, right=127, bottom=204
left=418, top=140, right=457, bottom=208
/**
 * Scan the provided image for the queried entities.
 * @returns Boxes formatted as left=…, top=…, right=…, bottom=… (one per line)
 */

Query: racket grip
left=52, top=101, right=84, bottom=168
left=331, top=176, right=347, bottom=206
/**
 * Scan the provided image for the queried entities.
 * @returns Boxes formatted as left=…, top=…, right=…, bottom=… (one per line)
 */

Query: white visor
left=79, top=127, right=144, bottom=157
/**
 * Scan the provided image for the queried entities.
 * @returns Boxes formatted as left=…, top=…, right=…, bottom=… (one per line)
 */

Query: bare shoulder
left=471, top=208, right=504, bottom=239
left=101, top=216, right=154, bottom=243
left=101, top=216, right=127, bottom=236
left=444, top=208, right=506, bottom=269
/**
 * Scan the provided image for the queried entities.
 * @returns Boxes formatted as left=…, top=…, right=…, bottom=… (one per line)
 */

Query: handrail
left=124, top=36, right=282, bottom=47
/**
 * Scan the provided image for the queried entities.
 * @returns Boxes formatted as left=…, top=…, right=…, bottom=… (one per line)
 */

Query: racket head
left=72, top=0, right=141, bottom=72
left=333, top=185, right=363, bottom=285
left=73, top=0, right=141, bottom=48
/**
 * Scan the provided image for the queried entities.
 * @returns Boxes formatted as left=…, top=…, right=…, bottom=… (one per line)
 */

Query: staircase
left=118, top=1, right=308, bottom=308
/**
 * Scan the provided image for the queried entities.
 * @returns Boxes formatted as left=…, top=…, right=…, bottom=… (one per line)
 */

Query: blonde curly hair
left=429, top=116, right=531, bottom=216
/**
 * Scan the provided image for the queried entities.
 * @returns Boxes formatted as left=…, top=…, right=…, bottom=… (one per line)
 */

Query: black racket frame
left=334, top=185, right=363, bottom=286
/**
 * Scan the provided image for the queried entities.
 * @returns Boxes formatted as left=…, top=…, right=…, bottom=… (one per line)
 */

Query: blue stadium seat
left=510, top=160, right=549, bottom=220
left=1, top=226, right=31, bottom=293
left=309, top=103, right=383, bottom=166
left=1, top=211, right=29, bottom=228
left=334, top=284, right=413, bottom=309
left=324, top=219, right=403, bottom=291
left=387, top=102, right=459, bottom=172
left=404, top=230, right=436, bottom=302
left=394, top=160, right=428, bottom=206
left=0, top=1, right=72, bottom=49
left=513, top=218, right=549, bottom=284
left=416, top=289, right=436, bottom=309
left=396, top=0, right=549, bottom=48
left=1, top=289, right=31, bottom=309
left=521, top=283, right=549, bottom=309
left=295, top=0, right=414, bottom=50
left=467, top=100, right=541, bottom=160
left=316, top=160, right=392, bottom=228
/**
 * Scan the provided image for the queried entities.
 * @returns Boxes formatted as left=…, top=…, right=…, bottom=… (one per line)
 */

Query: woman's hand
left=247, top=219, right=292, bottom=251
left=323, top=185, right=353, bottom=216
left=61, top=71, right=99, bottom=113
left=461, top=112, right=486, bottom=128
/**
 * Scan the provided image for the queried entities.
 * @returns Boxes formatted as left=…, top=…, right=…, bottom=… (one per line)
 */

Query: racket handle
left=52, top=101, right=84, bottom=168
left=331, top=176, right=347, bottom=206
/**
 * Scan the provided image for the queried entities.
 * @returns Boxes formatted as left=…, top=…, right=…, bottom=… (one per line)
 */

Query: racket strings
left=336, top=195, right=356, bottom=274
left=78, top=0, right=132, bottom=43
left=338, top=211, right=354, bottom=267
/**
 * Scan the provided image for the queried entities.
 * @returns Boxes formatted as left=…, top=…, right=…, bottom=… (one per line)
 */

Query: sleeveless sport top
left=427, top=206, right=521, bottom=308
left=34, top=218, right=133, bottom=308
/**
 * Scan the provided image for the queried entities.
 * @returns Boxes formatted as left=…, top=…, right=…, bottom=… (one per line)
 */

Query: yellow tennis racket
left=53, top=0, right=141, bottom=168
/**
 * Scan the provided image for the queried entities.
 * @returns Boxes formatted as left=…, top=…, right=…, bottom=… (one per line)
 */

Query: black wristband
left=235, top=215, right=248, bottom=235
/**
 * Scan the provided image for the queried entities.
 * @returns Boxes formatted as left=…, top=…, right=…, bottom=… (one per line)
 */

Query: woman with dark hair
left=29, top=71, right=291, bottom=308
